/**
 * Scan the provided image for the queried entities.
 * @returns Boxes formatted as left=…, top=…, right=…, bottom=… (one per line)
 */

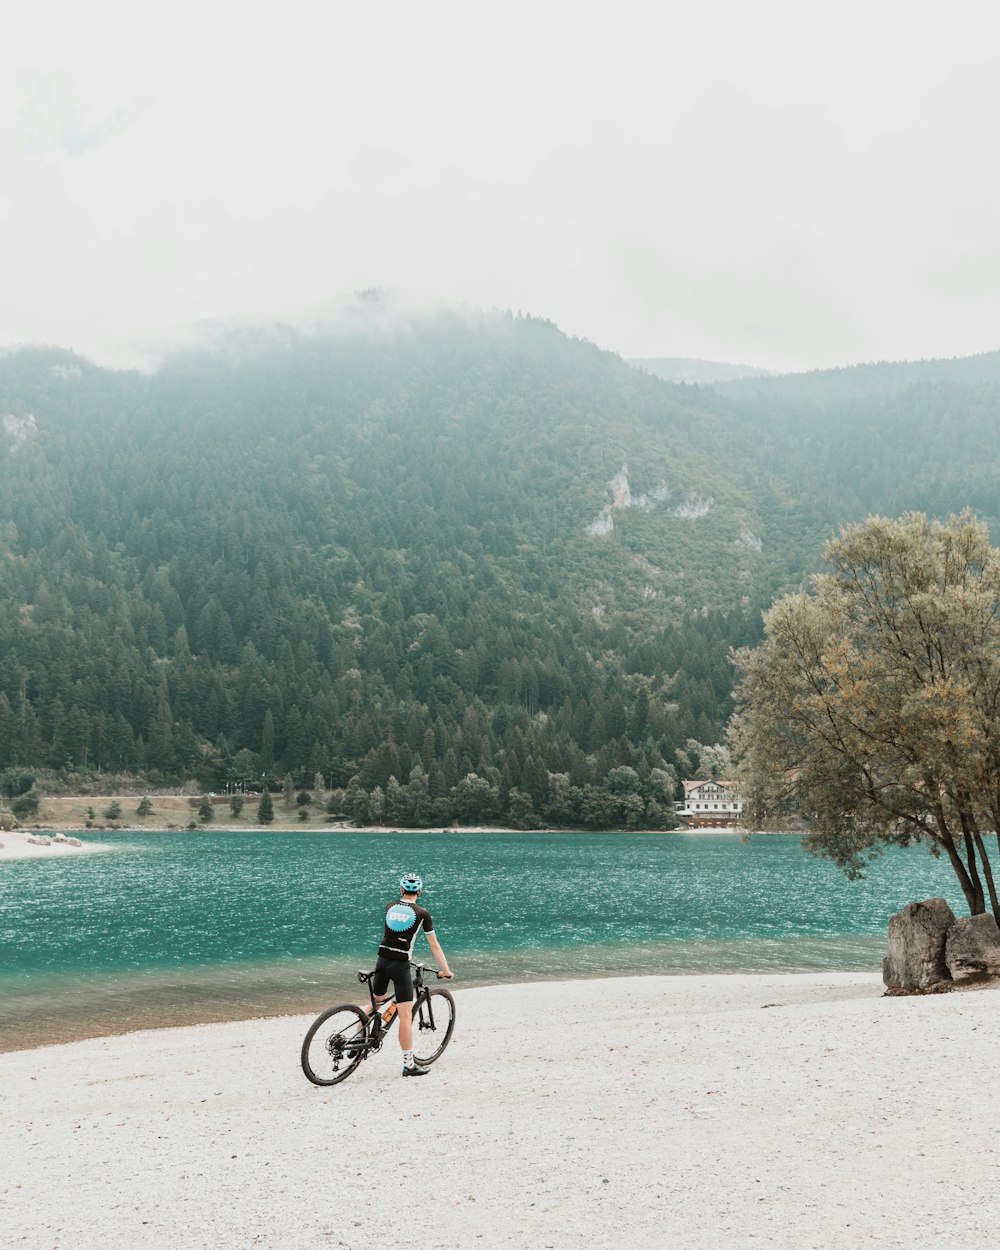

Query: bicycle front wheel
left=411, top=988, right=456, bottom=1065
left=301, top=1004, right=368, bottom=1086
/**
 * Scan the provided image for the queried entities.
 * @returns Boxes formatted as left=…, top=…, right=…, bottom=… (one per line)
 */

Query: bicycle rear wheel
left=411, top=988, right=456, bottom=1065
left=301, top=1004, right=368, bottom=1086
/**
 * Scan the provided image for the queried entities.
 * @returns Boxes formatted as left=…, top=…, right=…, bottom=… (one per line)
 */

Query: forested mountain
left=1, top=312, right=999, bottom=827
left=630, top=358, right=773, bottom=384
left=715, top=351, right=1000, bottom=538
left=716, top=349, right=1000, bottom=406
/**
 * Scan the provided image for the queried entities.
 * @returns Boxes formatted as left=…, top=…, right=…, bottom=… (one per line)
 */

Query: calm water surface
left=0, top=830, right=963, bottom=1049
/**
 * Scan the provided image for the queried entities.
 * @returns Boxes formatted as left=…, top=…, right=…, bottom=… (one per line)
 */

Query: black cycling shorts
left=372, top=955, right=414, bottom=1003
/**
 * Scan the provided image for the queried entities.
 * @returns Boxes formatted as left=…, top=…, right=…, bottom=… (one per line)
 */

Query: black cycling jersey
left=378, top=898, right=434, bottom=962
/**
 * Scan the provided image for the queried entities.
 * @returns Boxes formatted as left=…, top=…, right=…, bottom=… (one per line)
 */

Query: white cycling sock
left=402, top=1049, right=415, bottom=1069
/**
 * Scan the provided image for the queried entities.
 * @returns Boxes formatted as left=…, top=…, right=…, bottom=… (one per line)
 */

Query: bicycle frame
left=356, top=962, right=440, bottom=1056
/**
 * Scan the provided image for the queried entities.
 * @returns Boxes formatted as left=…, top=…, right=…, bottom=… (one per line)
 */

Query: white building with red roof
left=675, top=779, right=744, bottom=827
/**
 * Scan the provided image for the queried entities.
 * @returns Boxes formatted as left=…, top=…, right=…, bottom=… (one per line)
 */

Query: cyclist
left=372, top=872, right=454, bottom=1077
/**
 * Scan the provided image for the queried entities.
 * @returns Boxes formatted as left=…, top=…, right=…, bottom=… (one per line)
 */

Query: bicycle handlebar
left=358, top=964, right=447, bottom=984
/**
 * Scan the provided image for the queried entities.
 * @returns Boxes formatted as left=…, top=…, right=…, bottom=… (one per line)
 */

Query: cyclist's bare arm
left=427, top=932, right=454, bottom=978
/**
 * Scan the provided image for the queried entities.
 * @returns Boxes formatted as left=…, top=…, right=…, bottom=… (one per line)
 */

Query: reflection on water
left=1, top=829, right=949, bottom=1050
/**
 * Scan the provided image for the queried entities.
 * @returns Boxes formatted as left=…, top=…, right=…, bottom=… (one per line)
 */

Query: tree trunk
left=975, top=831, right=1000, bottom=925
left=961, top=821, right=987, bottom=916
left=966, top=810, right=1000, bottom=925
left=953, top=800, right=987, bottom=915
left=934, top=805, right=983, bottom=915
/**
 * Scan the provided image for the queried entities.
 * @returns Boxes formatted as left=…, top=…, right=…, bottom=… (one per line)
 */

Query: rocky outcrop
left=2, top=412, right=37, bottom=452
left=945, top=914, right=1000, bottom=982
left=883, top=898, right=956, bottom=993
left=884, top=899, right=1000, bottom=993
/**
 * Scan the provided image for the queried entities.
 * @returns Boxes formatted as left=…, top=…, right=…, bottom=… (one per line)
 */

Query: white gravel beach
left=4, top=971, right=1000, bottom=1249
left=0, top=831, right=112, bottom=861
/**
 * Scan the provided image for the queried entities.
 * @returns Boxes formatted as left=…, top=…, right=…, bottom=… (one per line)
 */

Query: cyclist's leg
left=397, top=1001, right=413, bottom=1050
left=370, top=961, right=392, bottom=1014
left=389, top=963, right=415, bottom=1054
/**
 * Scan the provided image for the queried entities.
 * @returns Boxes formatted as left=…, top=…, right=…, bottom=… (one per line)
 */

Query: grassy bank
left=23, top=794, right=340, bottom=834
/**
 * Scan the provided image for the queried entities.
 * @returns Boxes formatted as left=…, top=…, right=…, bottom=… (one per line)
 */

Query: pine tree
left=260, top=711, right=275, bottom=775
left=257, top=787, right=274, bottom=824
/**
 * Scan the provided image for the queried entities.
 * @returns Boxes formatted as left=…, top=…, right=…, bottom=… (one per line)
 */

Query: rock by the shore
left=883, top=898, right=956, bottom=993
left=945, top=913, right=1000, bottom=981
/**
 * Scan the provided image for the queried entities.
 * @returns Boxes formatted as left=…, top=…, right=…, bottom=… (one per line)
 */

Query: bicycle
left=300, top=962, right=456, bottom=1086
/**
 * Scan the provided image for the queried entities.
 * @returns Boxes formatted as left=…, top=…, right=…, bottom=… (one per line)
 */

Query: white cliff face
left=586, top=464, right=717, bottom=537
left=609, top=467, right=632, bottom=509
left=586, top=464, right=673, bottom=536
left=670, top=495, right=713, bottom=520
left=586, top=512, right=615, bottom=537
left=632, top=484, right=671, bottom=511
left=3, top=413, right=37, bottom=451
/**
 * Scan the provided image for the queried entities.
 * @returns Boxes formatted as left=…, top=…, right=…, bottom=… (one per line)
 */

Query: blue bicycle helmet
left=400, top=872, right=423, bottom=895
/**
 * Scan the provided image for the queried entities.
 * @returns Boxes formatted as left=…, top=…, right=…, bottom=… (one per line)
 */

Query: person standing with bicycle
left=372, top=873, right=453, bottom=1077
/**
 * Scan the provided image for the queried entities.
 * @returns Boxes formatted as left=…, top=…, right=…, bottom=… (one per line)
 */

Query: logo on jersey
left=387, top=904, right=417, bottom=932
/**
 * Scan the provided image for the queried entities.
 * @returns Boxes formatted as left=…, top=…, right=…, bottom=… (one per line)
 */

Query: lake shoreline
left=13, top=816, right=760, bottom=840
left=2, top=955, right=892, bottom=1055
left=8, top=828, right=933, bottom=1067
left=5, top=971, right=998, bottom=1248
left=17, top=789, right=774, bottom=837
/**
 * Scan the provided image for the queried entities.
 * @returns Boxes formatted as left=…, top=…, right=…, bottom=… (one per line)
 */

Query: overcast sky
left=3, top=1, right=999, bottom=372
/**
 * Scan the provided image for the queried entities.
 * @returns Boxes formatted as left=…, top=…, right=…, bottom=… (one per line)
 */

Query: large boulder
left=945, top=914, right=1000, bottom=981
left=883, top=898, right=956, bottom=993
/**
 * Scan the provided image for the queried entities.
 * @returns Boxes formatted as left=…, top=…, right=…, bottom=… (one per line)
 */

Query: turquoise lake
left=0, top=830, right=965, bottom=1050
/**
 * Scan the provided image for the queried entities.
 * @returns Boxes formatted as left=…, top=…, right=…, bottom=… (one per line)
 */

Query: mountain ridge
left=2, top=312, right=999, bottom=828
